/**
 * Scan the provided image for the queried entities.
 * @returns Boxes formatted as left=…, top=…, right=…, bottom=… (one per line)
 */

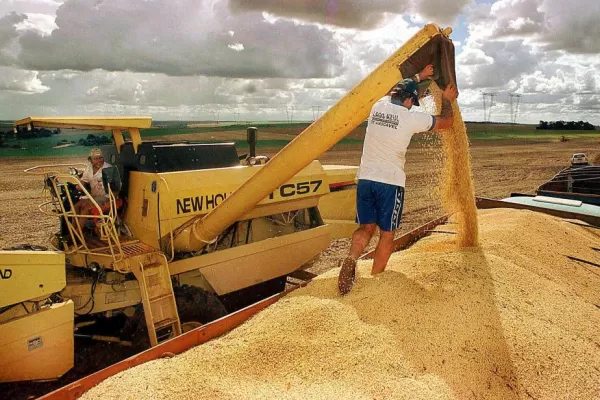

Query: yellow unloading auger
left=184, top=23, right=458, bottom=250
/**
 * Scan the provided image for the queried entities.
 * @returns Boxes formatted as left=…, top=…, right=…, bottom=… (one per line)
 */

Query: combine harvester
left=0, top=117, right=358, bottom=382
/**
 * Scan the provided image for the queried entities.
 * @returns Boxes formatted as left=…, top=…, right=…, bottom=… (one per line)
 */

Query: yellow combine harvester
left=0, top=23, right=457, bottom=383
left=1, top=118, right=358, bottom=381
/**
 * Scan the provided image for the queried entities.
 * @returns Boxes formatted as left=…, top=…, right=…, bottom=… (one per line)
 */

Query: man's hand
left=442, top=82, right=458, bottom=102
left=418, top=64, right=434, bottom=81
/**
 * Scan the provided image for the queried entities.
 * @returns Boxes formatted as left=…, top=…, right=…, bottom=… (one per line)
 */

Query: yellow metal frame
left=24, top=166, right=126, bottom=266
left=14, top=116, right=151, bottom=154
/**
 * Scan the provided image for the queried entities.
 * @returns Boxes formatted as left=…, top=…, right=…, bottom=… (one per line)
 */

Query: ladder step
left=154, top=317, right=179, bottom=330
left=143, top=262, right=162, bottom=270
left=149, top=293, right=175, bottom=303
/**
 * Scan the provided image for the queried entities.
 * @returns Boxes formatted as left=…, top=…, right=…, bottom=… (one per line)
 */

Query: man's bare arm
left=433, top=83, right=458, bottom=131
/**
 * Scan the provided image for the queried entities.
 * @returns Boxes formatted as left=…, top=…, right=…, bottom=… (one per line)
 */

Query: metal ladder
left=133, top=254, right=182, bottom=347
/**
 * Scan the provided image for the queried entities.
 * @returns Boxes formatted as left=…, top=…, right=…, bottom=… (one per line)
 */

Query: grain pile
left=81, top=209, right=600, bottom=400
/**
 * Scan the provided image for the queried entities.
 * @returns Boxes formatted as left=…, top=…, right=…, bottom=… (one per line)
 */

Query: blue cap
left=390, top=78, right=420, bottom=106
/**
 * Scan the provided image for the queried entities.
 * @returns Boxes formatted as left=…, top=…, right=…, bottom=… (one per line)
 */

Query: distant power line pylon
left=311, top=105, right=321, bottom=121
left=285, top=105, right=295, bottom=123
left=509, top=93, right=522, bottom=124
left=482, top=92, right=497, bottom=122
left=212, top=111, right=220, bottom=124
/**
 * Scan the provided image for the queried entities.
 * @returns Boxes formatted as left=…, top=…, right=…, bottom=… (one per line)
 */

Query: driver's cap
left=88, top=148, right=103, bottom=159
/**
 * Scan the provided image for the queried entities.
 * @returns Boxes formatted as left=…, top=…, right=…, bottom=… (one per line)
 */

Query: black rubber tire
left=174, top=284, right=229, bottom=323
left=219, top=275, right=287, bottom=312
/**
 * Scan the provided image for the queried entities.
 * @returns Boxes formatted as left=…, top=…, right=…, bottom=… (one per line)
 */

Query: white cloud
left=457, top=39, right=539, bottom=89
left=228, top=43, right=244, bottom=51
left=0, top=12, right=26, bottom=65
left=15, top=12, right=57, bottom=35
left=489, top=0, right=545, bottom=38
left=229, top=0, right=410, bottom=30
left=414, top=0, right=472, bottom=25
left=0, top=66, right=49, bottom=93
left=538, top=0, right=600, bottom=54
left=0, top=0, right=63, bottom=16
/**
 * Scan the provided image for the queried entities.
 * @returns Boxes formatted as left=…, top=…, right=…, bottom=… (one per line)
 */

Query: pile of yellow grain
left=81, top=209, right=600, bottom=400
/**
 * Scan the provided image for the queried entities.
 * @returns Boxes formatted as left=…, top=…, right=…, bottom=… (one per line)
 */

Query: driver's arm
left=77, top=166, right=92, bottom=192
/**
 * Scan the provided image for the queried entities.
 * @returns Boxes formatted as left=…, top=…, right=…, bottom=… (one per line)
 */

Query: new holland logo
left=0, top=268, right=12, bottom=279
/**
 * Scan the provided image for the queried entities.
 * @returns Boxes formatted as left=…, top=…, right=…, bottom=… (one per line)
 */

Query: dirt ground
left=1, top=136, right=598, bottom=399
left=1, top=137, right=595, bottom=250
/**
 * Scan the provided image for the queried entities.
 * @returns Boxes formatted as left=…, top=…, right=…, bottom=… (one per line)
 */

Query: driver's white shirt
left=81, top=162, right=111, bottom=199
left=357, top=97, right=434, bottom=187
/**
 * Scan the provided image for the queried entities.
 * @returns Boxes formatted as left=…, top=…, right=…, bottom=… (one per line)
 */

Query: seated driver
left=74, top=148, right=112, bottom=230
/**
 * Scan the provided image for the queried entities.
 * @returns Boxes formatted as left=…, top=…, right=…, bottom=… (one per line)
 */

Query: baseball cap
left=390, top=78, right=420, bottom=106
left=88, top=148, right=103, bottom=160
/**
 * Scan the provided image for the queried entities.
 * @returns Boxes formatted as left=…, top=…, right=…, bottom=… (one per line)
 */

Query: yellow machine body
left=319, top=165, right=359, bottom=239
left=0, top=251, right=65, bottom=306
left=124, top=160, right=330, bottom=252
left=0, top=251, right=74, bottom=382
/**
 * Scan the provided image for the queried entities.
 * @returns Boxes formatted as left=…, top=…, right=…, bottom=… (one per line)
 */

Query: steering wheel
left=66, top=181, right=85, bottom=203
left=45, top=177, right=84, bottom=212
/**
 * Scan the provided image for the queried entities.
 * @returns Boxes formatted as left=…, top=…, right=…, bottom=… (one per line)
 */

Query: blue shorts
left=356, top=179, right=405, bottom=231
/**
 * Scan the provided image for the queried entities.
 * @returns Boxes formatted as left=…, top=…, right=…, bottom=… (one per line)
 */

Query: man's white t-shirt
left=357, top=97, right=434, bottom=187
left=81, top=162, right=111, bottom=199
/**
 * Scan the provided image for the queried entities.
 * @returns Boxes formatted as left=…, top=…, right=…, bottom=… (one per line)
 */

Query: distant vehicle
left=570, top=153, right=589, bottom=166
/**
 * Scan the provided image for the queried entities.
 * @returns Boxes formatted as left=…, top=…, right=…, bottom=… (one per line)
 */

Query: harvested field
left=80, top=209, right=600, bottom=400
left=2, top=138, right=597, bottom=253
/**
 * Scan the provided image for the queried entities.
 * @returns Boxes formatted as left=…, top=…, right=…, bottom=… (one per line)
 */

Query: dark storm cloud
left=229, top=0, right=470, bottom=29
left=10, top=0, right=344, bottom=79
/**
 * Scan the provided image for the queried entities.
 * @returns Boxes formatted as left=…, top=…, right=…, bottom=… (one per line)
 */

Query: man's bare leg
left=349, top=223, right=377, bottom=260
left=338, top=224, right=377, bottom=294
left=371, top=230, right=394, bottom=275
left=75, top=199, right=92, bottom=231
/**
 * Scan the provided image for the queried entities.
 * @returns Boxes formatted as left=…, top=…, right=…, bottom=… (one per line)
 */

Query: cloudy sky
left=0, top=0, right=599, bottom=124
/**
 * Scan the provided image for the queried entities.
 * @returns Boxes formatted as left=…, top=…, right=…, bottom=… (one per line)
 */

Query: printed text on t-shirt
left=372, top=111, right=399, bottom=129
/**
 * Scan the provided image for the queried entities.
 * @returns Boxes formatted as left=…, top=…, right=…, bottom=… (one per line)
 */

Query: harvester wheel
left=174, top=284, right=229, bottom=323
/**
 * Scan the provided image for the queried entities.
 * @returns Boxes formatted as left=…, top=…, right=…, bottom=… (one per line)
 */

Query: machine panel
left=0, top=251, right=65, bottom=307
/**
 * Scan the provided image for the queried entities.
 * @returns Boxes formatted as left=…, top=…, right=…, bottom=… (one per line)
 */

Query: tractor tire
left=174, top=284, right=229, bottom=323
left=219, top=275, right=287, bottom=312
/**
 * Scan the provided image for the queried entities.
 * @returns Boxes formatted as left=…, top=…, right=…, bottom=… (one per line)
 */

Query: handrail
left=39, top=172, right=125, bottom=264
left=24, top=163, right=87, bottom=176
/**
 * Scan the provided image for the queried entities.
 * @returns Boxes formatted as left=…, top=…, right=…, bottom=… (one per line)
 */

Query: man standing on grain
left=338, top=67, right=458, bottom=295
